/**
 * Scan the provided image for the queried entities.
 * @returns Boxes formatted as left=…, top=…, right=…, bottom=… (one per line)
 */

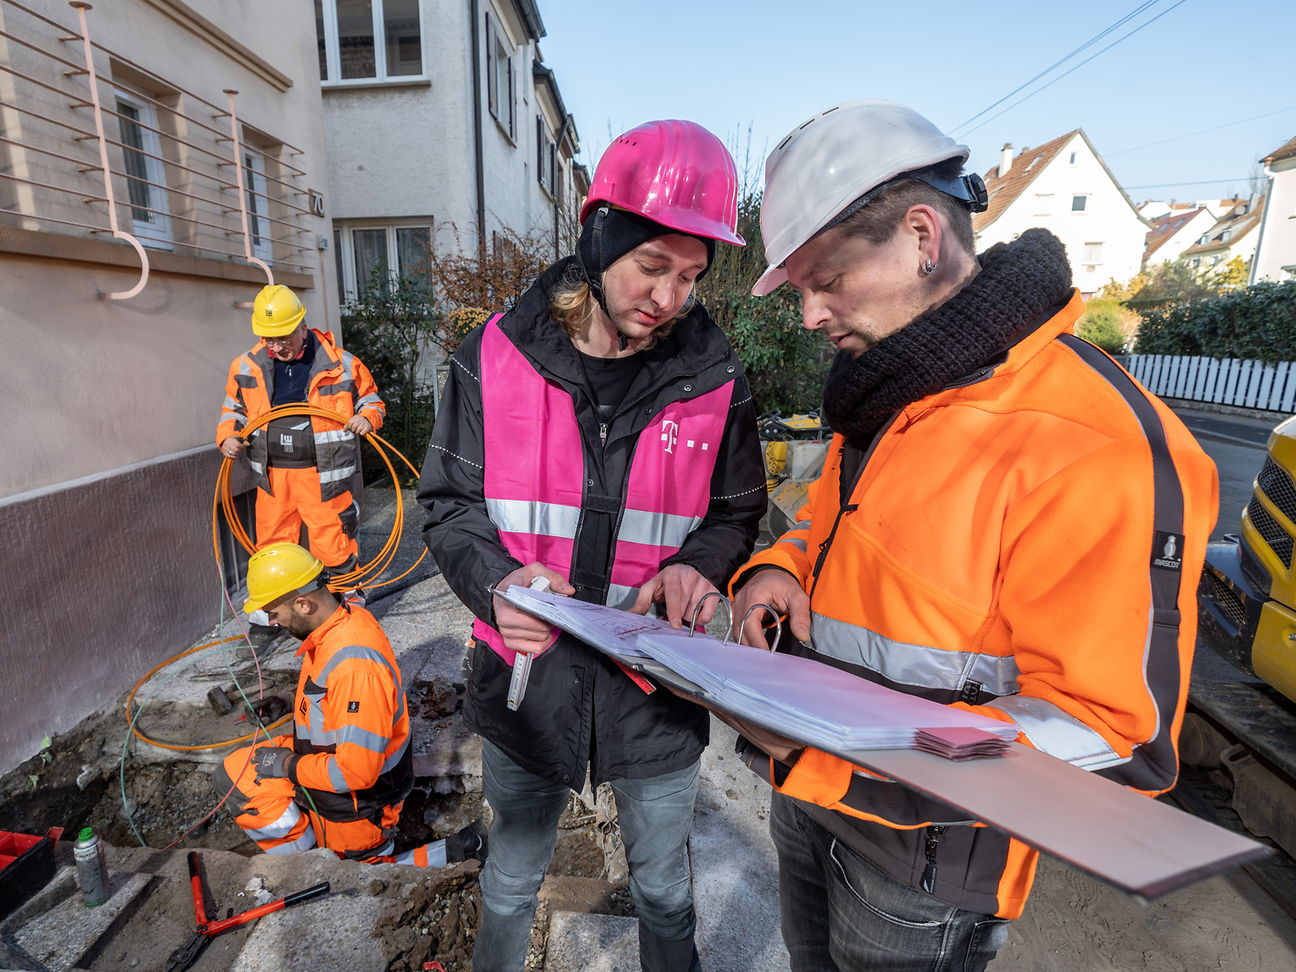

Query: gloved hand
left=252, top=747, right=298, bottom=781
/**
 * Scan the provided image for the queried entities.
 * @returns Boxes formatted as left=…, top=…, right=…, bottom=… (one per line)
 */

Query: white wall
left=1253, top=160, right=1296, bottom=282
left=976, top=133, right=1147, bottom=294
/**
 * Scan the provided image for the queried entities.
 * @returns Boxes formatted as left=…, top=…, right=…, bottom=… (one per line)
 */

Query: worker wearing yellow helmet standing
left=217, top=285, right=385, bottom=626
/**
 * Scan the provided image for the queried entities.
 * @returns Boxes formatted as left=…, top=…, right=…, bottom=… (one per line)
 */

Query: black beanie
left=576, top=206, right=717, bottom=290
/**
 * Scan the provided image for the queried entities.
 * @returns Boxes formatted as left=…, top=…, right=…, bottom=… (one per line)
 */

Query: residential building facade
left=316, top=0, right=585, bottom=303
left=1143, top=207, right=1216, bottom=268
left=1180, top=195, right=1265, bottom=274
left=0, top=0, right=336, bottom=773
left=1251, top=134, right=1296, bottom=283
left=974, top=131, right=1150, bottom=296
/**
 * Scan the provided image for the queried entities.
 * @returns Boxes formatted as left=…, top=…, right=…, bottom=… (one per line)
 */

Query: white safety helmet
left=752, top=99, right=988, bottom=296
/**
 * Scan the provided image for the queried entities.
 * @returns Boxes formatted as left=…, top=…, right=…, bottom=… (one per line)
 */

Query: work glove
left=252, top=747, right=298, bottom=781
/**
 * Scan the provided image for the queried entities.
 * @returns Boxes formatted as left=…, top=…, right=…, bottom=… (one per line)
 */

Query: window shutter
left=486, top=18, right=497, bottom=118
left=507, top=55, right=515, bottom=137
left=536, top=116, right=543, bottom=177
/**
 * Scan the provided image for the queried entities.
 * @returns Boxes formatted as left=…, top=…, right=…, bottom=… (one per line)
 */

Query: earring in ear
left=922, top=259, right=937, bottom=276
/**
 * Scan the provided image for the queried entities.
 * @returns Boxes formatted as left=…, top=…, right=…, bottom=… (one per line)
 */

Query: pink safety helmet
left=581, top=119, right=745, bottom=246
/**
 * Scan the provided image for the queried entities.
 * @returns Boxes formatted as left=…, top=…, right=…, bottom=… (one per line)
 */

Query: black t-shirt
left=578, top=350, right=645, bottom=596
left=266, top=331, right=317, bottom=467
left=578, top=350, right=643, bottom=431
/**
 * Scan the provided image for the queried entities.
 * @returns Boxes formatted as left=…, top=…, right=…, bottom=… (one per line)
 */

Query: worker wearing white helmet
left=724, top=100, right=1216, bottom=971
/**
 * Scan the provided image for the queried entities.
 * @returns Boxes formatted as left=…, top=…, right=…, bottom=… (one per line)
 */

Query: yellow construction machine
left=759, top=411, right=830, bottom=538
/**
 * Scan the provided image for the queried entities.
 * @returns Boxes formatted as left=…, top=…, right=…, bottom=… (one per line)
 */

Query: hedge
left=1133, top=280, right=1296, bottom=360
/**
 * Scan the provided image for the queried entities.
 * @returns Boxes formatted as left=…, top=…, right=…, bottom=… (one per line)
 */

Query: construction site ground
left=3, top=481, right=1296, bottom=970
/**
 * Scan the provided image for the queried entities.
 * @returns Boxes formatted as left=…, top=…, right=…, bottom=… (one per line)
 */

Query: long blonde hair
left=548, top=264, right=693, bottom=347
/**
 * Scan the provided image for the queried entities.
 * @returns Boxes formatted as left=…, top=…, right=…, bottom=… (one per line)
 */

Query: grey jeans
left=473, top=739, right=703, bottom=972
left=770, top=793, right=1009, bottom=972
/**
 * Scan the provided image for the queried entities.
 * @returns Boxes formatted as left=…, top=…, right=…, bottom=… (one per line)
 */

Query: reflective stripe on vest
left=474, top=316, right=731, bottom=664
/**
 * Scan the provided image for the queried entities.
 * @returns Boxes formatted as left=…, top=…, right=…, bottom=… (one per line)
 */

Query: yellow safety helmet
left=243, top=542, right=325, bottom=613
left=251, top=284, right=306, bottom=337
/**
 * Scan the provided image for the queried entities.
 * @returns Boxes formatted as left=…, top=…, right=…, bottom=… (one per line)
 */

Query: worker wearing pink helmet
left=419, top=119, right=765, bottom=972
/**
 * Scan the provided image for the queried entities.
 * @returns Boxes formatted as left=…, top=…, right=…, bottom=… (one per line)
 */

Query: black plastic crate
left=0, top=829, right=59, bottom=921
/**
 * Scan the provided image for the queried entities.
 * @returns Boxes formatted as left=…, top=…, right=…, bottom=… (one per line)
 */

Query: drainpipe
left=552, top=113, right=570, bottom=260
left=470, top=0, right=486, bottom=250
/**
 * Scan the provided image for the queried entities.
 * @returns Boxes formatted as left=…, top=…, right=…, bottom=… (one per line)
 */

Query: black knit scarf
left=822, top=227, right=1074, bottom=451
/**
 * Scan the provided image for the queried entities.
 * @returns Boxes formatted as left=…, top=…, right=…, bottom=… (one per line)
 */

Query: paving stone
left=690, top=718, right=791, bottom=971
left=228, top=892, right=388, bottom=972
left=544, top=911, right=640, bottom=972
left=9, top=867, right=151, bottom=972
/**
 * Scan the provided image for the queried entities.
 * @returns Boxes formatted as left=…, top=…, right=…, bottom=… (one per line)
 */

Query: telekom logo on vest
left=660, top=419, right=709, bottom=455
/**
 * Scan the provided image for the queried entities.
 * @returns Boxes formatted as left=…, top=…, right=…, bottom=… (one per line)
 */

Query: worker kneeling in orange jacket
left=217, top=285, right=385, bottom=619
left=213, top=543, right=485, bottom=867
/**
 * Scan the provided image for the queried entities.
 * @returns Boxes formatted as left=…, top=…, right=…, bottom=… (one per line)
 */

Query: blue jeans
left=770, top=793, right=1009, bottom=972
left=474, top=739, right=703, bottom=972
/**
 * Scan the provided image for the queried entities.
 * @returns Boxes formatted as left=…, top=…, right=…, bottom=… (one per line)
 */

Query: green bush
left=696, top=176, right=830, bottom=414
left=340, top=266, right=442, bottom=483
left=1132, top=280, right=1296, bottom=360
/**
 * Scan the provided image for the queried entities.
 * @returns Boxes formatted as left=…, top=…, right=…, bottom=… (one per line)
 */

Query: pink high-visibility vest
left=474, top=317, right=733, bottom=666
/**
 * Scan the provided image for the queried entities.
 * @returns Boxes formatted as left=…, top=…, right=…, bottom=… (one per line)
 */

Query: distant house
left=1251, top=134, right=1296, bottom=283
left=1143, top=208, right=1215, bottom=268
left=1138, top=198, right=1235, bottom=222
left=974, top=130, right=1149, bottom=296
left=1180, top=195, right=1266, bottom=274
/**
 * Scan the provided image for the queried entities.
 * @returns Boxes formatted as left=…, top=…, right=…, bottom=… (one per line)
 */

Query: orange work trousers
left=213, top=736, right=401, bottom=859
left=255, top=466, right=358, bottom=569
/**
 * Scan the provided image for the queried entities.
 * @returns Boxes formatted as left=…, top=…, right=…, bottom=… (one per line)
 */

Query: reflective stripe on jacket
left=289, top=602, right=414, bottom=822
left=216, top=327, right=385, bottom=501
left=731, top=290, right=1218, bottom=918
left=473, top=316, right=732, bottom=665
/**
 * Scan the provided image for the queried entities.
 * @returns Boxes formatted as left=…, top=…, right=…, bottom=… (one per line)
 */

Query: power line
left=951, top=1, right=1160, bottom=134
left=958, top=0, right=1190, bottom=139
left=1123, top=177, right=1255, bottom=189
left=1107, top=106, right=1296, bottom=157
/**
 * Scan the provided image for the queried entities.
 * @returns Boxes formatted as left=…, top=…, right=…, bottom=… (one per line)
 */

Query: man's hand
left=252, top=746, right=298, bottom=780
left=731, top=567, right=811, bottom=649
left=492, top=563, right=574, bottom=654
left=220, top=436, right=246, bottom=459
left=346, top=414, right=373, bottom=436
left=630, top=564, right=720, bottom=630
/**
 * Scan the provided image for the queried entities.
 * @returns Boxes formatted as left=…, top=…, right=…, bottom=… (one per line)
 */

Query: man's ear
left=293, top=593, right=317, bottom=616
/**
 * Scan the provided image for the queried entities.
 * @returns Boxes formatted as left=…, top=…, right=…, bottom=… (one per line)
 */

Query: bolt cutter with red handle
left=163, top=851, right=330, bottom=972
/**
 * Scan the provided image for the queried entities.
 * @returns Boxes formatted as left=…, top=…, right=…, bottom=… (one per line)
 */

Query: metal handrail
left=70, top=1, right=146, bottom=299
left=0, top=169, right=105, bottom=201
left=223, top=89, right=271, bottom=286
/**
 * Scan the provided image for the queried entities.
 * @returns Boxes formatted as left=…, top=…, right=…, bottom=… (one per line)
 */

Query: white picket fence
left=1121, top=354, right=1296, bottom=413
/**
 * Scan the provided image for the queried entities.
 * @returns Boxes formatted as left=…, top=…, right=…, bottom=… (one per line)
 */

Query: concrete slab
left=690, top=718, right=790, bottom=972
left=544, top=911, right=639, bottom=972
left=228, top=892, right=388, bottom=972
left=9, top=867, right=151, bottom=972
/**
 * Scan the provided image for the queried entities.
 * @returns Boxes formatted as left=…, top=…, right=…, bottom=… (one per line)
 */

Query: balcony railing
left=0, top=0, right=317, bottom=297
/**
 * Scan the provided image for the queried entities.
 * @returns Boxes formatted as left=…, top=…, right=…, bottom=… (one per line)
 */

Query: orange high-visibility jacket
left=733, top=292, right=1218, bottom=919
left=216, top=328, right=385, bottom=501
left=289, top=602, right=414, bottom=823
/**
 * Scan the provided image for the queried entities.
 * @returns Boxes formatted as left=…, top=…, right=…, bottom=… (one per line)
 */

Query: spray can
left=73, top=827, right=110, bottom=907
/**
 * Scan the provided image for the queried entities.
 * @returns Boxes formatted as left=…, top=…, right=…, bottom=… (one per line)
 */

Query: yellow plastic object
left=251, top=284, right=306, bottom=336
left=1252, top=599, right=1296, bottom=705
left=781, top=413, right=823, bottom=433
left=764, top=440, right=787, bottom=478
left=243, top=543, right=324, bottom=612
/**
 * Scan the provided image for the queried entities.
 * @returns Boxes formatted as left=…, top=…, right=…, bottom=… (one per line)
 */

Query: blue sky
left=537, top=0, right=1296, bottom=206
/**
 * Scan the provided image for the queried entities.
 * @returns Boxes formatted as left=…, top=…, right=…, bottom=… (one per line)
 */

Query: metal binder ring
left=740, top=604, right=783, bottom=651
left=689, top=592, right=733, bottom=642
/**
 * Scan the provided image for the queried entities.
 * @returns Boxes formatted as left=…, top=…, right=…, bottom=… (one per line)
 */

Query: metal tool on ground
left=507, top=576, right=552, bottom=710
left=164, top=851, right=330, bottom=972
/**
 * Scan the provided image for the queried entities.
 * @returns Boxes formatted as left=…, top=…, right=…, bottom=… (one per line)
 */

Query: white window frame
left=243, top=146, right=273, bottom=265
left=1071, top=194, right=1090, bottom=213
left=336, top=222, right=433, bottom=304
left=1082, top=241, right=1103, bottom=264
left=1069, top=152, right=1078, bottom=165
left=1033, top=193, right=1053, bottom=216
left=537, top=115, right=555, bottom=197
left=486, top=16, right=515, bottom=141
left=114, top=89, right=172, bottom=250
left=318, top=0, right=426, bottom=86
